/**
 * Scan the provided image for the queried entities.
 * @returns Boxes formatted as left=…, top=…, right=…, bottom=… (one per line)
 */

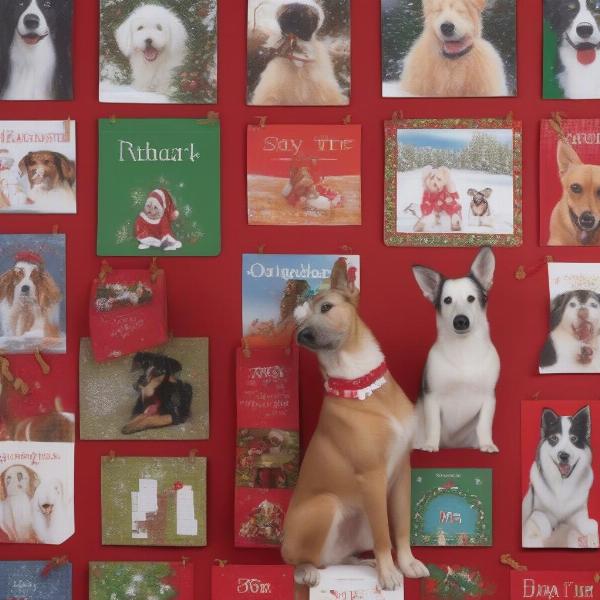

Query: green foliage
left=91, top=563, right=177, bottom=600
left=100, top=0, right=217, bottom=103
left=423, top=564, right=495, bottom=600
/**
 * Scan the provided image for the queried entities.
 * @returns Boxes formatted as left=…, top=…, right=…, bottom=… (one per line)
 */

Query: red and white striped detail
left=324, top=362, right=388, bottom=401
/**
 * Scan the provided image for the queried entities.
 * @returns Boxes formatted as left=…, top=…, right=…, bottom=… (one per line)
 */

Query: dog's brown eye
left=570, top=434, right=579, bottom=443
left=467, top=295, right=476, bottom=303
left=157, top=24, right=163, bottom=31
left=570, top=301, right=577, bottom=307
left=321, top=303, right=333, bottom=314
left=444, top=297, right=452, bottom=304
left=549, top=434, right=559, bottom=444
left=571, top=183, right=583, bottom=194
left=138, top=25, right=144, bottom=31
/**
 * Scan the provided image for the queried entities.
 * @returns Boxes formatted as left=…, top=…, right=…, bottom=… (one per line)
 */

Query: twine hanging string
left=0, top=356, right=29, bottom=395
left=34, top=348, right=51, bottom=375
left=500, top=554, right=527, bottom=572
left=41, top=556, right=69, bottom=578
left=515, top=256, right=553, bottom=280
left=549, top=112, right=569, bottom=143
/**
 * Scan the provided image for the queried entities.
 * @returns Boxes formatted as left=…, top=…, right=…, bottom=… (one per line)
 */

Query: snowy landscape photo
left=99, top=0, right=217, bottom=104
left=384, top=121, right=522, bottom=247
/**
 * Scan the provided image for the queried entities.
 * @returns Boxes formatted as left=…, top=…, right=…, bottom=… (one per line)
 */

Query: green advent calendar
left=97, top=118, right=220, bottom=256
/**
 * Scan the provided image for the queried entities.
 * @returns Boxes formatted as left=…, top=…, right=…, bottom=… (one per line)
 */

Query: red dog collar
left=325, top=362, right=388, bottom=400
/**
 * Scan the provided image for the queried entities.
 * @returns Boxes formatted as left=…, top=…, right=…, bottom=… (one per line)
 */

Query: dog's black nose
left=579, top=211, right=597, bottom=230
left=440, top=22, right=456, bottom=37
left=453, top=315, right=470, bottom=332
left=145, top=38, right=153, bottom=46
left=577, top=23, right=595, bottom=39
left=297, top=327, right=316, bottom=347
left=20, top=285, right=30, bottom=294
left=23, top=13, right=40, bottom=30
left=558, top=451, right=570, bottom=463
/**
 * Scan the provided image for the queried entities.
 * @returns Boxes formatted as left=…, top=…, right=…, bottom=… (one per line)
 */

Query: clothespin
left=515, top=256, right=553, bottom=280
left=41, top=556, right=68, bottom=578
left=392, top=111, right=403, bottom=125
left=594, top=573, right=600, bottom=584
left=343, top=115, right=352, bottom=125
left=108, top=450, right=116, bottom=463
left=340, top=244, right=353, bottom=254
left=188, top=448, right=198, bottom=464
left=500, top=554, right=527, bottom=572
left=182, top=556, right=190, bottom=567
left=98, top=260, right=112, bottom=283
left=150, top=257, right=160, bottom=284
left=531, top=391, right=541, bottom=401
left=505, top=111, right=513, bottom=125
left=206, top=111, right=220, bottom=122
left=109, top=115, right=117, bottom=124
left=214, top=559, right=228, bottom=568
left=52, top=224, right=59, bottom=235
left=63, top=118, right=71, bottom=142
left=256, top=116, right=268, bottom=128
left=34, top=348, right=50, bottom=375
left=258, top=243, right=266, bottom=254
left=549, top=112, right=568, bottom=143
left=242, top=338, right=251, bottom=358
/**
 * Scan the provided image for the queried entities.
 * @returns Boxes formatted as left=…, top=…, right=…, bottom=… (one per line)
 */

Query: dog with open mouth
left=549, top=140, right=600, bottom=245
left=523, top=406, right=599, bottom=548
left=545, top=0, right=600, bottom=99
left=115, top=3, right=188, bottom=96
left=399, top=0, right=508, bottom=97
left=0, top=0, right=73, bottom=100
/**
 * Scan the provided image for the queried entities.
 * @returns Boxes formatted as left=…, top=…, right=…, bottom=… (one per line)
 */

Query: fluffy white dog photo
left=32, top=478, right=71, bottom=545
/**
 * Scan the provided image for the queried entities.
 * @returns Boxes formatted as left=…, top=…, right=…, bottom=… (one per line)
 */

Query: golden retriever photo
left=382, top=0, right=516, bottom=97
left=248, top=0, right=350, bottom=105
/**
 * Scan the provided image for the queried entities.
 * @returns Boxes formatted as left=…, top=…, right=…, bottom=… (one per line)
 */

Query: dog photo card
left=97, top=118, right=220, bottom=256
left=0, top=234, right=66, bottom=354
left=0, top=560, right=72, bottom=599
left=541, top=119, right=600, bottom=246
left=384, top=118, right=522, bottom=247
left=411, top=469, right=492, bottom=547
left=90, top=561, right=193, bottom=599
left=242, top=254, right=360, bottom=348
left=101, top=455, right=207, bottom=547
left=421, top=564, right=496, bottom=599
left=382, top=0, right=516, bottom=98
left=0, top=441, right=74, bottom=545
left=80, top=337, right=209, bottom=441
left=522, top=400, right=600, bottom=549
left=540, top=263, right=600, bottom=374
left=247, top=124, right=361, bottom=225
left=309, top=565, right=403, bottom=599
left=0, top=0, right=73, bottom=101
left=544, top=1, right=600, bottom=99
left=212, top=564, right=294, bottom=599
left=247, top=0, right=350, bottom=106
left=99, top=0, right=217, bottom=104
left=0, top=121, right=76, bottom=214
left=511, top=571, right=600, bottom=600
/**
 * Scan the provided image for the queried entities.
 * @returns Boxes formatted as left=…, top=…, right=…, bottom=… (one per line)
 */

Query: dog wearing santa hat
left=0, top=251, right=62, bottom=339
left=135, top=188, right=182, bottom=251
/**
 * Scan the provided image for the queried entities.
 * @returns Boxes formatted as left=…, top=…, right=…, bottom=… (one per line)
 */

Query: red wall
left=1, top=0, right=597, bottom=598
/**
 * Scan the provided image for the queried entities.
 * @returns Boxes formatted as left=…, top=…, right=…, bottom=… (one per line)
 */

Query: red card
left=235, top=346, right=299, bottom=548
left=89, top=269, right=168, bottom=361
left=211, top=564, right=294, bottom=599
left=511, top=571, right=599, bottom=599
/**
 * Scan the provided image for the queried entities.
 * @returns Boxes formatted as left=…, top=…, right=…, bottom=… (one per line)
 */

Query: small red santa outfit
left=135, top=188, right=182, bottom=251
left=420, top=187, right=461, bottom=217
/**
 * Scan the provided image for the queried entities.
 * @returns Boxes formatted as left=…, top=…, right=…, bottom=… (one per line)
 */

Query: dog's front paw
left=397, top=554, right=429, bottom=579
left=377, top=564, right=403, bottom=591
left=479, top=442, right=499, bottom=453
left=294, top=564, right=320, bottom=587
left=418, top=443, right=439, bottom=453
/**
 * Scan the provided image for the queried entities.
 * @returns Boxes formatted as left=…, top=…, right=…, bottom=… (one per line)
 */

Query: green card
left=101, top=456, right=207, bottom=547
left=411, top=468, right=492, bottom=547
left=97, top=118, right=220, bottom=256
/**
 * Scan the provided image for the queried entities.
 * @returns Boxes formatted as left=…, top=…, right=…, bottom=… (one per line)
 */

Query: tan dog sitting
left=282, top=258, right=428, bottom=591
left=549, top=141, right=600, bottom=246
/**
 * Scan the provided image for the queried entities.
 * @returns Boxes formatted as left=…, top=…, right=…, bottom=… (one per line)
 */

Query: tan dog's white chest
left=386, top=415, right=413, bottom=479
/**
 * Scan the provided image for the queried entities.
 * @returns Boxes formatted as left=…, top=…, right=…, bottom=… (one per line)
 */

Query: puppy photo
left=0, top=120, right=76, bottom=214
left=99, top=0, right=217, bottom=104
left=31, top=478, right=70, bottom=545
left=386, top=122, right=519, bottom=246
left=79, top=338, right=208, bottom=441
left=540, top=263, right=600, bottom=374
left=412, top=247, right=500, bottom=452
left=382, top=0, right=515, bottom=97
left=0, top=235, right=66, bottom=354
left=544, top=0, right=600, bottom=99
left=0, top=0, right=73, bottom=100
left=522, top=402, right=599, bottom=549
left=0, top=464, right=39, bottom=542
left=248, top=0, right=350, bottom=105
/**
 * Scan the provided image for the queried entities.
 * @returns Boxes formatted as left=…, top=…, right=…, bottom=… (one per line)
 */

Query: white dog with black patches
left=412, top=247, right=500, bottom=452
left=115, top=4, right=188, bottom=95
left=523, top=406, right=598, bottom=548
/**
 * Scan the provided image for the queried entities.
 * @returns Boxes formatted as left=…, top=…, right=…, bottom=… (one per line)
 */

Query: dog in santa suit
left=414, top=166, right=462, bottom=233
left=135, top=188, right=182, bottom=251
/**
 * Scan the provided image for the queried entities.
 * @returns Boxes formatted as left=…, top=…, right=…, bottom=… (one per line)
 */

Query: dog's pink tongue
left=577, top=48, right=597, bottom=65
left=144, top=47, right=159, bottom=62
left=444, top=40, right=467, bottom=55
left=559, top=463, right=572, bottom=478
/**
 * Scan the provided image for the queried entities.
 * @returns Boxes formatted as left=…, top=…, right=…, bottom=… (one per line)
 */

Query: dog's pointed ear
left=470, top=247, right=495, bottom=291
left=557, top=141, right=582, bottom=177
left=167, top=357, right=183, bottom=375
left=115, top=16, right=133, bottom=57
left=482, top=188, right=493, bottom=198
left=541, top=408, right=560, bottom=433
left=330, top=258, right=358, bottom=301
left=549, top=292, right=569, bottom=331
left=470, top=0, right=487, bottom=11
left=412, top=266, right=443, bottom=304
left=572, top=405, right=592, bottom=443
left=467, top=189, right=477, bottom=197
left=131, top=353, right=145, bottom=372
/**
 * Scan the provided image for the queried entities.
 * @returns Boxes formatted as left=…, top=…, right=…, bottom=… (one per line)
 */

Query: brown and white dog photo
left=414, top=165, right=462, bottom=233
left=0, top=464, right=39, bottom=543
left=248, top=0, right=350, bottom=105
left=382, top=0, right=515, bottom=97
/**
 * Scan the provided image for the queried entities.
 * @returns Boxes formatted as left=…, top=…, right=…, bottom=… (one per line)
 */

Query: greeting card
left=90, top=561, right=193, bottom=599
left=421, top=565, right=495, bottom=600
left=211, top=564, right=294, bottom=599
left=247, top=124, right=361, bottom=225
left=411, top=469, right=492, bottom=547
left=101, top=455, right=206, bottom=547
left=97, top=118, right=220, bottom=256
left=511, top=571, right=600, bottom=599
left=242, top=254, right=360, bottom=348
left=310, top=565, right=403, bottom=599
left=0, top=560, right=72, bottom=599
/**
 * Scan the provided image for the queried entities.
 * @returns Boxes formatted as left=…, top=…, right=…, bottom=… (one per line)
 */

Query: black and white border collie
left=545, top=0, right=600, bottom=98
left=0, top=0, right=73, bottom=100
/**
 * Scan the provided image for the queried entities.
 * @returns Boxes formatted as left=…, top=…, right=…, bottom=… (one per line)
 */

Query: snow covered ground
left=99, top=81, right=171, bottom=104
left=383, top=80, right=414, bottom=97
left=396, top=168, right=514, bottom=235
